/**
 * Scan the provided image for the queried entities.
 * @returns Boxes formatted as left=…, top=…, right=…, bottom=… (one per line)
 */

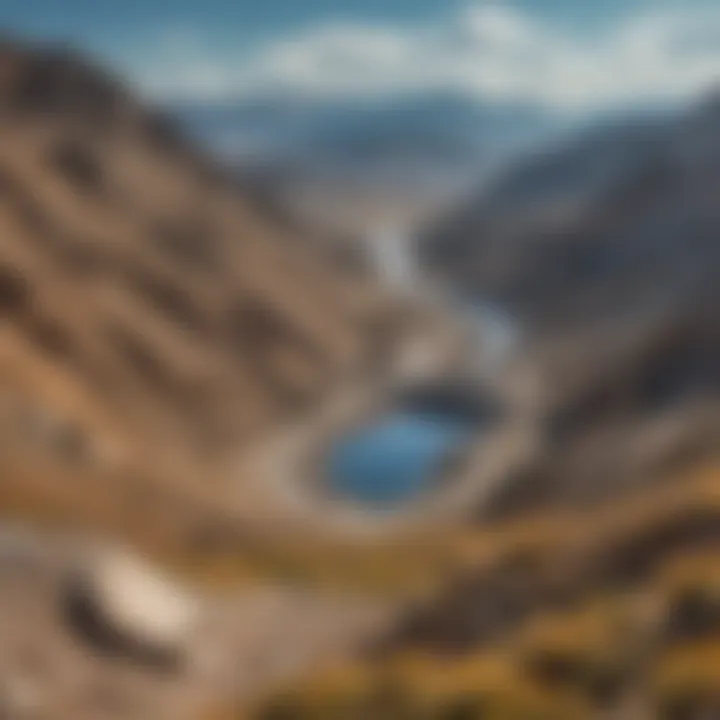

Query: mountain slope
left=0, top=40, right=401, bottom=542
left=421, top=94, right=720, bottom=514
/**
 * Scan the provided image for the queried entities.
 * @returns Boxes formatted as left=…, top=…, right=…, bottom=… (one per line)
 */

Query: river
left=325, top=224, right=523, bottom=508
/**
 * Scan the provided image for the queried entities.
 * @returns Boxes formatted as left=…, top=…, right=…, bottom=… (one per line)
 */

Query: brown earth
left=0, top=39, right=412, bottom=546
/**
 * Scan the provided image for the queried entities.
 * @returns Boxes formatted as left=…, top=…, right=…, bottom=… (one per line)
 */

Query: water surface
left=326, top=411, right=474, bottom=507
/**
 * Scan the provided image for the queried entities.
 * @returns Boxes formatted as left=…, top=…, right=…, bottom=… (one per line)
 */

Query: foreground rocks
left=0, top=525, right=394, bottom=720
left=67, top=549, right=201, bottom=670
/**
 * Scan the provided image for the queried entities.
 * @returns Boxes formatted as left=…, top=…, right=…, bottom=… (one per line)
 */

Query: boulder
left=67, top=549, right=200, bottom=670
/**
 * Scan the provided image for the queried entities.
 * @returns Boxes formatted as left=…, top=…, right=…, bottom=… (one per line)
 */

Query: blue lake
left=324, top=293, right=515, bottom=508
left=326, top=412, right=475, bottom=507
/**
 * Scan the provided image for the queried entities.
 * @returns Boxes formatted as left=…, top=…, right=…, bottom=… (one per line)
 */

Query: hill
left=420, top=95, right=720, bottom=515
left=0, top=39, right=405, bottom=545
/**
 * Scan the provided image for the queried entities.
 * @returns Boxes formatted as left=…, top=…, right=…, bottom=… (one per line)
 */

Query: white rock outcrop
left=70, top=548, right=200, bottom=666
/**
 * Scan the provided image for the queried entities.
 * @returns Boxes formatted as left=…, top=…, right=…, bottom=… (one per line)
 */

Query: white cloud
left=462, top=5, right=543, bottom=48
left=135, top=3, right=720, bottom=113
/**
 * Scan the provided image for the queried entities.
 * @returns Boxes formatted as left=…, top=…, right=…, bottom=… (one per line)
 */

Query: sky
left=1, top=0, right=719, bottom=113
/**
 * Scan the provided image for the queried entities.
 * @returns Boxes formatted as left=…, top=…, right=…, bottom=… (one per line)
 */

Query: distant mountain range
left=170, top=94, right=567, bottom=196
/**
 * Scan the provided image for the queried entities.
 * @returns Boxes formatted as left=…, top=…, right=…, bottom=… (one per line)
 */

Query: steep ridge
left=421, top=95, right=720, bottom=514
left=0, top=40, right=399, bottom=541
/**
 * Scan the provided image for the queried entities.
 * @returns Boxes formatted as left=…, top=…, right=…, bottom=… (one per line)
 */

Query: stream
left=326, top=224, right=522, bottom=508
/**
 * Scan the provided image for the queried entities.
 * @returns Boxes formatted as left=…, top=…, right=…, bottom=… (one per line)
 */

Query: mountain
left=172, top=94, right=562, bottom=199
left=0, top=39, right=406, bottom=544
left=0, top=37, right=719, bottom=720
left=246, top=95, right=720, bottom=720
left=420, top=94, right=720, bottom=513
left=421, top=101, right=716, bottom=326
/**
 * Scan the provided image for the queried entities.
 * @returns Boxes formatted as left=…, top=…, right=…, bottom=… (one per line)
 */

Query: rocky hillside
left=0, top=38, right=718, bottom=720
left=225, top=93, right=720, bottom=720
left=421, top=95, right=720, bottom=514
left=0, top=39, right=401, bottom=544
left=0, top=42, right=425, bottom=718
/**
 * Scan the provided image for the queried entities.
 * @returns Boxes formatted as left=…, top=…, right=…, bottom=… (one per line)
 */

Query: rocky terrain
left=0, top=38, right=428, bottom=544
left=0, top=36, right=717, bottom=720
left=0, top=525, right=393, bottom=720
left=241, top=96, right=720, bottom=719
left=421, top=94, right=720, bottom=514
left=0, top=40, right=422, bottom=718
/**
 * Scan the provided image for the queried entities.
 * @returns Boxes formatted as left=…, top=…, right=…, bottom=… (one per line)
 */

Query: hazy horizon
left=1, top=1, right=718, bottom=118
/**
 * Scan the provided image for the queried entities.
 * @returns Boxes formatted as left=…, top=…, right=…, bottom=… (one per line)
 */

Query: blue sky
left=1, top=0, right=706, bottom=50
left=0, top=1, right=642, bottom=39
left=2, top=1, right=719, bottom=111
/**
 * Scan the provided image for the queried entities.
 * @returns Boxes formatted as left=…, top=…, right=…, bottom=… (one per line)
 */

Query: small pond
left=325, top=410, right=475, bottom=507
left=323, top=286, right=514, bottom=509
left=324, top=383, right=504, bottom=508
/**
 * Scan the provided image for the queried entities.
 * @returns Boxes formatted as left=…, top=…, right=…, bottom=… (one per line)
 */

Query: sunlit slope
left=0, top=40, right=398, bottom=540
